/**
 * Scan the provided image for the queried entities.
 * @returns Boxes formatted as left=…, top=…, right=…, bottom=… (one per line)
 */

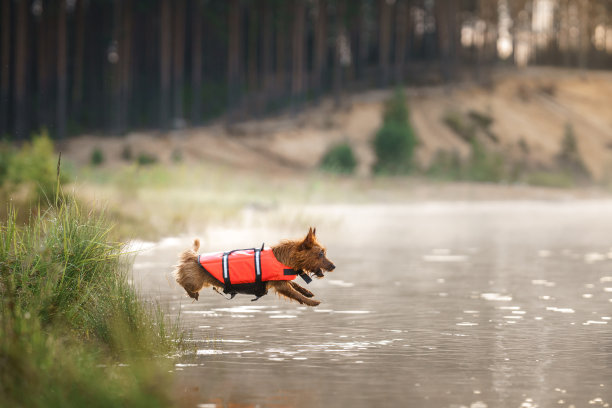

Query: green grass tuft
left=1, top=193, right=185, bottom=407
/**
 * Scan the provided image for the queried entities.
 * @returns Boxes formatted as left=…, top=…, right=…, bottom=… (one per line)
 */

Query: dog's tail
left=177, top=238, right=200, bottom=269
left=173, top=238, right=202, bottom=300
left=174, top=238, right=200, bottom=279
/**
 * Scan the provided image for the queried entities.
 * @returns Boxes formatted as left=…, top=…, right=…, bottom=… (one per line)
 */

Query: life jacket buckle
left=213, top=286, right=236, bottom=300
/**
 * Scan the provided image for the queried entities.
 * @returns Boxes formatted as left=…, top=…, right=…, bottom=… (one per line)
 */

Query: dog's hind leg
left=289, top=281, right=314, bottom=298
left=269, top=281, right=320, bottom=306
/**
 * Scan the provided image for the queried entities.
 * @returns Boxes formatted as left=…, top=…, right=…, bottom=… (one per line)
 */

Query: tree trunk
left=435, top=0, right=451, bottom=81
left=1, top=0, right=10, bottom=137
left=191, top=0, right=203, bottom=124
left=378, top=0, right=392, bottom=87
left=247, top=2, right=260, bottom=114
left=578, top=0, right=590, bottom=69
left=121, top=0, right=133, bottom=132
left=57, top=0, right=68, bottom=139
left=160, top=0, right=172, bottom=129
left=333, top=0, right=346, bottom=107
left=291, top=0, right=306, bottom=107
left=36, top=1, right=46, bottom=127
left=346, top=2, right=359, bottom=86
left=261, top=2, right=273, bottom=106
left=448, top=1, right=459, bottom=73
left=111, top=0, right=122, bottom=134
left=73, top=0, right=86, bottom=108
left=227, top=0, right=241, bottom=114
left=247, top=3, right=259, bottom=94
left=478, top=0, right=496, bottom=69
left=46, top=0, right=58, bottom=124
left=312, top=0, right=327, bottom=98
left=173, top=0, right=186, bottom=124
left=394, top=0, right=409, bottom=84
left=275, top=1, right=288, bottom=100
left=15, top=0, right=28, bottom=141
left=357, top=0, right=369, bottom=81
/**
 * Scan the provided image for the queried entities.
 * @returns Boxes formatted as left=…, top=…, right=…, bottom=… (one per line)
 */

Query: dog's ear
left=312, top=227, right=316, bottom=236
left=300, top=227, right=316, bottom=250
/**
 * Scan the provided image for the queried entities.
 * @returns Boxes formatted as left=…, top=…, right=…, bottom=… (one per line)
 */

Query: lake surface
left=133, top=201, right=612, bottom=408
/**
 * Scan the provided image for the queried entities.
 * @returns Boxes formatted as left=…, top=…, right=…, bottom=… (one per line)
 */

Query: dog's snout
left=328, top=263, right=335, bottom=271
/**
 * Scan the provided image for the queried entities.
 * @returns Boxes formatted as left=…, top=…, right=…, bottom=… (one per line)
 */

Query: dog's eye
left=318, top=250, right=324, bottom=258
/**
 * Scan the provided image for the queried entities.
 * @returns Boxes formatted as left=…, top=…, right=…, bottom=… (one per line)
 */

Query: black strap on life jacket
left=283, top=268, right=312, bottom=284
left=213, top=286, right=236, bottom=300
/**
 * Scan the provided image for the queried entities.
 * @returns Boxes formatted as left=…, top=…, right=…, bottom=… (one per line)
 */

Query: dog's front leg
left=289, top=281, right=314, bottom=298
left=269, top=281, right=320, bottom=307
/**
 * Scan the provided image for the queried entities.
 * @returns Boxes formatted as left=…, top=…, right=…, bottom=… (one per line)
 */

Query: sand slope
left=64, top=68, right=612, bottom=179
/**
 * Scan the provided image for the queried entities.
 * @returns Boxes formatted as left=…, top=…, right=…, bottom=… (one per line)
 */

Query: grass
left=426, top=150, right=463, bottom=181
left=524, top=171, right=576, bottom=188
left=0, top=190, right=185, bottom=407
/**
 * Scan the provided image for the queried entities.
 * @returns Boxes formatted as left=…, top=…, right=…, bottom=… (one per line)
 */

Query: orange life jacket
left=198, top=246, right=311, bottom=299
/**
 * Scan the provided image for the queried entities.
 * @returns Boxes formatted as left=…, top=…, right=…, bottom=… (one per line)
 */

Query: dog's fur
left=173, top=228, right=335, bottom=306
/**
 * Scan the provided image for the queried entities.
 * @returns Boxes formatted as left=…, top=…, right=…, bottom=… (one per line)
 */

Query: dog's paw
left=305, top=298, right=320, bottom=307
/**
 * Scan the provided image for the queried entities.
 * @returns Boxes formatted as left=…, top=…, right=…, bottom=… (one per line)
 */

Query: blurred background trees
left=1, top=0, right=611, bottom=141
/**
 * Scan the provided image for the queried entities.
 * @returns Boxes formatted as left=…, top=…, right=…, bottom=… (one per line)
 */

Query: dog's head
left=290, top=227, right=336, bottom=278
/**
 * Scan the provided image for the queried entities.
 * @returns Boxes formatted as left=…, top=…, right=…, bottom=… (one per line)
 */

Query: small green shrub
left=373, top=121, right=417, bottom=174
left=5, top=130, right=65, bottom=199
left=137, top=152, right=158, bottom=166
left=373, top=89, right=418, bottom=174
left=320, top=143, right=357, bottom=174
left=90, top=147, right=105, bottom=166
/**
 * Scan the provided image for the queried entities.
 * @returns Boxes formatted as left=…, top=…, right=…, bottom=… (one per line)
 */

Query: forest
left=1, top=0, right=611, bottom=141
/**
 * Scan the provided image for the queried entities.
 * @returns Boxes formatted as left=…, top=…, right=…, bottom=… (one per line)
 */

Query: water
left=134, top=201, right=612, bottom=408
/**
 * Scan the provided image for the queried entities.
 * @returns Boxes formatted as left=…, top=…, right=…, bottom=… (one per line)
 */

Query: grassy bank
left=0, top=193, right=185, bottom=407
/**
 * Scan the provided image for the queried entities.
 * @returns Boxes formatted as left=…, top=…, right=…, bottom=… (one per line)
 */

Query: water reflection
left=135, top=201, right=612, bottom=408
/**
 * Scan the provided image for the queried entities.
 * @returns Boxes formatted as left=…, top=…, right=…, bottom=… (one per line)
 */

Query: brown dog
left=173, top=228, right=335, bottom=306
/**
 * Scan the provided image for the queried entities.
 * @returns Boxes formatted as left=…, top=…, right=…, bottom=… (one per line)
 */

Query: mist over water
left=135, top=201, right=612, bottom=408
